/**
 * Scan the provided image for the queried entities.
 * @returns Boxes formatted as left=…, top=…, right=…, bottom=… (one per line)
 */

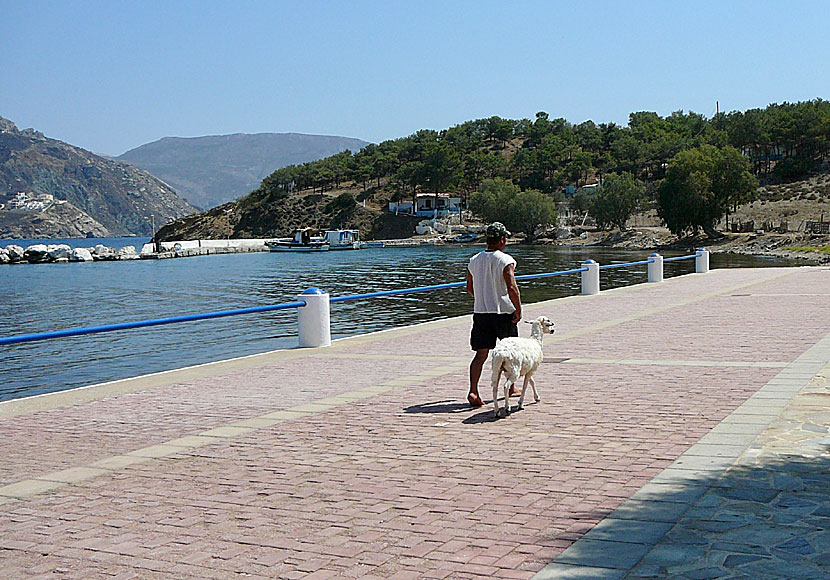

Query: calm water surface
left=1, top=237, right=796, bottom=401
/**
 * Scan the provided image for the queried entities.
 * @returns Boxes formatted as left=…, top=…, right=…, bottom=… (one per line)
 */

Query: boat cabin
left=322, top=229, right=360, bottom=249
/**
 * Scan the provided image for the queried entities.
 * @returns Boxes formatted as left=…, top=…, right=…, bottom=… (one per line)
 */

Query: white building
left=389, top=193, right=462, bottom=217
left=12, top=192, right=29, bottom=207
left=9, top=192, right=47, bottom=211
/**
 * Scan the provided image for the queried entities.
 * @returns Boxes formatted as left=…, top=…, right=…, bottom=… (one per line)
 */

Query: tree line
left=252, top=99, right=828, bottom=239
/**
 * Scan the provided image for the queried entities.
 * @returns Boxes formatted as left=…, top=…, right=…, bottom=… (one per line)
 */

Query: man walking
left=466, top=222, right=522, bottom=407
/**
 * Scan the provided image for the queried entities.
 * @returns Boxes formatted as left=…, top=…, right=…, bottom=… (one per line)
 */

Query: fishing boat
left=265, top=228, right=361, bottom=252
left=266, top=228, right=329, bottom=252
left=322, top=229, right=360, bottom=250
left=451, top=232, right=479, bottom=243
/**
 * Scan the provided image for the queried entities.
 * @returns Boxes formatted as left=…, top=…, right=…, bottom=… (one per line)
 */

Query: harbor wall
left=140, top=239, right=269, bottom=254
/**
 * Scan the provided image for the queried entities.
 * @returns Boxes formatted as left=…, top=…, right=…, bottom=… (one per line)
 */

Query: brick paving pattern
left=1, top=266, right=828, bottom=579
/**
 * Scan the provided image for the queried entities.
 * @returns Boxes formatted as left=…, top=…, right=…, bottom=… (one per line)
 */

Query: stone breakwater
left=0, top=240, right=273, bottom=265
left=0, top=243, right=139, bottom=264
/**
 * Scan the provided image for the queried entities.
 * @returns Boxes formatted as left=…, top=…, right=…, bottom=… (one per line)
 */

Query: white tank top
left=468, top=250, right=517, bottom=314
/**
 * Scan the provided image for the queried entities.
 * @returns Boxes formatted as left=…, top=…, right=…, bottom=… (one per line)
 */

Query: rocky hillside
left=0, top=116, right=198, bottom=238
left=156, top=187, right=420, bottom=243
left=0, top=197, right=110, bottom=239
left=118, top=133, right=369, bottom=210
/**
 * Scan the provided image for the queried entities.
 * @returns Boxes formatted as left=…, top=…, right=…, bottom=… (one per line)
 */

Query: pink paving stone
left=421, top=569, right=454, bottom=579
left=495, top=570, right=535, bottom=579
left=302, top=570, right=341, bottom=580
left=0, top=355, right=450, bottom=486
left=387, top=570, right=424, bottom=580
left=0, top=267, right=827, bottom=579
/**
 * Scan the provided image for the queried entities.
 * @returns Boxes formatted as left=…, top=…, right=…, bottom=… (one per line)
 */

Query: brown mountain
left=0, top=116, right=197, bottom=239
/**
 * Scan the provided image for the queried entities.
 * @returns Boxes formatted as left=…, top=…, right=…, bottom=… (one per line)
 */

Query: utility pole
left=224, top=209, right=232, bottom=243
left=151, top=214, right=160, bottom=253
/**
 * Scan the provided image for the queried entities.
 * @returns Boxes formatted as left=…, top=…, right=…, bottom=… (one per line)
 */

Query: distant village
left=0, top=191, right=62, bottom=212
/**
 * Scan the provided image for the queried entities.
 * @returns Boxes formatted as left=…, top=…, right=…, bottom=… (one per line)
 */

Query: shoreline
left=536, top=226, right=830, bottom=265
left=2, top=229, right=827, bottom=265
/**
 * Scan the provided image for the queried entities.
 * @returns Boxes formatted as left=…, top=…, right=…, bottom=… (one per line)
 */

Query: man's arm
left=503, top=263, right=521, bottom=323
left=466, top=270, right=474, bottom=297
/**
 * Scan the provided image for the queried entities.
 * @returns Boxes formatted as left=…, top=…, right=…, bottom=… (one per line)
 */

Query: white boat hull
left=266, top=242, right=329, bottom=252
left=265, top=229, right=359, bottom=252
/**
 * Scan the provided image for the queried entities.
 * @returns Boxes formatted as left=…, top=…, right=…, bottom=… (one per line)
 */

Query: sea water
left=0, top=238, right=795, bottom=401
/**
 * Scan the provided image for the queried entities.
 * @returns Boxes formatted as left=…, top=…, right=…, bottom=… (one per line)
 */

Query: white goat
left=491, top=316, right=555, bottom=418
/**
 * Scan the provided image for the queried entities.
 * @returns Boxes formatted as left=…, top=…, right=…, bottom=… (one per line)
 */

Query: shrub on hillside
left=326, top=192, right=356, bottom=212
left=774, top=156, right=817, bottom=181
left=470, top=178, right=557, bottom=242
left=589, top=172, right=645, bottom=231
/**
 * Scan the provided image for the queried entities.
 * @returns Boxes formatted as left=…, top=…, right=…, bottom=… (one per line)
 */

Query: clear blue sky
left=2, top=0, right=827, bottom=155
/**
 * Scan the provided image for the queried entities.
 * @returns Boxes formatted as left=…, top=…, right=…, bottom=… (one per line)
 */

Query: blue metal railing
left=0, top=302, right=306, bottom=346
left=663, top=253, right=699, bottom=262
left=599, top=259, right=653, bottom=270
left=330, top=281, right=468, bottom=304
left=328, top=266, right=591, bottom=304
left=0, top=253, right=700, bottom=346
left=515, top=267, right=590, bottom=280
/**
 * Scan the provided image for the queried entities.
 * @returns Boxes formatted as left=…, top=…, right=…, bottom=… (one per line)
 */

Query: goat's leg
left=491, top=366, right=502, bottom=418
left=517, top=374, right=530, bottom=409
left=529, top=375, right=540, bottom=403
left=503, top=372, right=517, bottom=415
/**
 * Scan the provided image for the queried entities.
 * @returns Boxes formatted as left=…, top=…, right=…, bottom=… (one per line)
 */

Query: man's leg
left=468, top=348, right=489, bottom=406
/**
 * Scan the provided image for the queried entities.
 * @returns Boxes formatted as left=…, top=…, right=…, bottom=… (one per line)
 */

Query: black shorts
left=470, top=313, right=518, bottom=351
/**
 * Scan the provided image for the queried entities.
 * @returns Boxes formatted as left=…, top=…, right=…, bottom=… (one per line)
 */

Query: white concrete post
left=695, top=248, right=710, bottom=274
left=648, top=253, right=663, bottom=283
left=297, top=287, right=331, bottom=348
left=581, top=260, right=600, bottom=295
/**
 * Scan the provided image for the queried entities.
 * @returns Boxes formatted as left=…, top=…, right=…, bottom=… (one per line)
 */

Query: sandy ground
left=545, top=172, right=830, bottom=263
left=551, top=227, right=829, bottom=264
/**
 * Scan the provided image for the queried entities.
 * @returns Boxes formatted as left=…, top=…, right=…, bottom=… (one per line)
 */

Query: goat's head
left=525, top=316, right=555, bottom=335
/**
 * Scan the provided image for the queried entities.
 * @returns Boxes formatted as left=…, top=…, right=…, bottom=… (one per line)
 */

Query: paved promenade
left=1, top=266, right=828, bottom=579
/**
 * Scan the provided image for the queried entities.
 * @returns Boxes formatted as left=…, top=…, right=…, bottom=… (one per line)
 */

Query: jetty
left=137, top=237, right=445, bottom=260
left=1, top=266, right=828, bottom=578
